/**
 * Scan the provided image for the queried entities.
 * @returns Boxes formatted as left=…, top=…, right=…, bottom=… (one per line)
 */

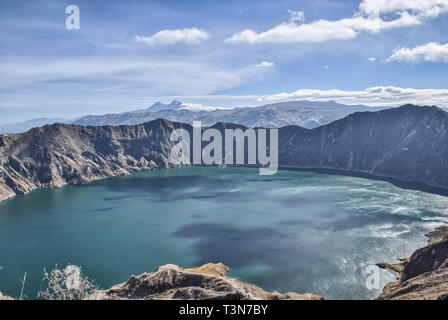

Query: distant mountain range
left=0, top=117, right=69, bottom=135
left=0, top=100, right=386, bottom=134
left=1, top=104, right=447, bottom=201
left=136, top=100, right=184, bottom=112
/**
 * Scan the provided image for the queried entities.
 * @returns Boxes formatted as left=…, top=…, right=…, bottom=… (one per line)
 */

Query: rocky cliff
left=376, top=226, right=448, bottom=300
left=88, top=262, right=322, bottom=300
left=278, top=104, right=448, bottom=190
left=0, top=119, right=189, bottom=201
left=1, top=104, right=447, bottom=201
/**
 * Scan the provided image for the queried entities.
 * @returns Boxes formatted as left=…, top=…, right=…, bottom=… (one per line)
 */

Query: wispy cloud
left=260, top=86, right=448, bottom=107
left=287, top=10, right=305, bottom=23
left=255, top=61, right=275, bottom=68
left=359, top=0, right=448, bottom=19
left=0, top=55, right=274, bottom=120
left=226, top=0, right=448, bottom=44
left=387, top=42, right=448, bottom=63
left=0, top=57, right=247, bottom=96
left=135, top=27, right=210, bottom=46
left=180, top=103, right=232, bottom=111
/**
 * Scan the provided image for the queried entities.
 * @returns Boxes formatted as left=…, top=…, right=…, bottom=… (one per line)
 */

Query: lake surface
left=1, top=167, right=447, bottom=299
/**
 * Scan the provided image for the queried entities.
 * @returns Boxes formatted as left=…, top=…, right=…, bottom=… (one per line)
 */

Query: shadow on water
left=171, top=222, right=351, bottom=298
left=78, top=170, right=269, bottom=204
left=172, top=222, right=315, bottom=268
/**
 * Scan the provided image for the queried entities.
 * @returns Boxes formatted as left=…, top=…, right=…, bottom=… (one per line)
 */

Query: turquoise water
left=0, top=167, right=447, bottom=300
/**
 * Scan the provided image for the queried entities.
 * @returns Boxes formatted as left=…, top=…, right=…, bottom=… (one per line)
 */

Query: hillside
left=0, top=104, right=447, bottom=201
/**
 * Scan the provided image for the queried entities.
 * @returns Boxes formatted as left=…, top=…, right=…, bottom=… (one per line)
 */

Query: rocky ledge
left=376, top=226, right=448, bottom=300
left=88, top=262, right=323, bottom=300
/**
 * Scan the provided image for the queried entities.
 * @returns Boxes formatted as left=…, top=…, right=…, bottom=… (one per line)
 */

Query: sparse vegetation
left=18, top=272, right=27, bottom=300
left=37, top=264, right=98, bottom=300
left=1, top=263, right=99, bottom=300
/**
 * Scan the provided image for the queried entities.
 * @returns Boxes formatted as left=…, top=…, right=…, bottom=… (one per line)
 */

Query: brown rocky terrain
left=376, top=226, right=448, bottom=300
left=88, top=262, right=323, bottom=300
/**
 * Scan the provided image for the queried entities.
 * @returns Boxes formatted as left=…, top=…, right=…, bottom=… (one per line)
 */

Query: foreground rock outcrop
left=89, top=263, right=323, bottom=300
left=377, top=226, right=448, bottom=300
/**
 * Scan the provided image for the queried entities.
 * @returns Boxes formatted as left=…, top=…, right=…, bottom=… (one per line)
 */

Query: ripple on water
left=0, top=167, right=446, bottom=300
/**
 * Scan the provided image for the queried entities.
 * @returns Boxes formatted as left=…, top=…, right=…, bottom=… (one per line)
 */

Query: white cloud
left=226, top=14, right=420, bottom=44
left=255, top=61, right=275, bottom=67
left=260, top=86, right=448, bottom=107
left=135, top=27, right=210, bottom=46
left=288, top=10, right=305, bottom=23
left=368, top=57, right=376, bottom=61
left=179, top=103, right=232, bottom=111
left=226, top=0, right=448, bottom=44
left=359, top=0, right=448, bottom=19
left=387, top=42, right=448, bottom=63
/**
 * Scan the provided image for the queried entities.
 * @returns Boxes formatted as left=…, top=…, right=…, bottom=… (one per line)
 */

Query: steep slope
left=0, top=104, right=447, bottom=202
left=376, top=226, right=448, bottom=300
left=278, top=104, right=448, bottom=189
left=0, top=119, right=189, bottom=201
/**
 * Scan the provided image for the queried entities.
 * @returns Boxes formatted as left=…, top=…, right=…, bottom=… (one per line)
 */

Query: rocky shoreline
left=376, top=226, right=448, bottom=300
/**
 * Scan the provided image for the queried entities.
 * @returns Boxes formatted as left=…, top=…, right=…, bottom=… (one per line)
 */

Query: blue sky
left=0, top=0, right=447, bottom=124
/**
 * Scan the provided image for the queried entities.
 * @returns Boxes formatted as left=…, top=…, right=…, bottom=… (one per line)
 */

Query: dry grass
left=37, top=264, right=98, bottom=300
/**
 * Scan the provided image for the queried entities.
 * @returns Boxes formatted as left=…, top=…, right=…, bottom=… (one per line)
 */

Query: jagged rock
left=0, top=119, right=186, bottom=201
left=88, top=263, right=323, bottom=300
left=377, top=226, right=448, bottom=300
